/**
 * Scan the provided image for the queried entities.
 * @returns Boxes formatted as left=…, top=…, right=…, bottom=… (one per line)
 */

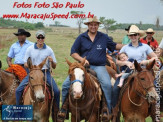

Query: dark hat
left=14, top=29, right=31, bottom=37
left=125, top=25, right=131, bottom=31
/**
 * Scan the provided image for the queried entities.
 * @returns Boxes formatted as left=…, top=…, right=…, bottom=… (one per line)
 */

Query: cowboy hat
left=84, top=16, right=102, bottom=25
left=146, top=28, right=155, bottom=34
left=14, top=29, right=31, bottom=37
left=127, top=25, right=145, bottom=37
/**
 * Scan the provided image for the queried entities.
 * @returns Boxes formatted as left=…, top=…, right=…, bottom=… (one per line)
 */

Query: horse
left=66, top=59, right=102, bottom=122
left=120, top=60, right=158, bottom=122
left=23, top=58, right=51, bottom=122
left=0, top=60, right=19, bottom=105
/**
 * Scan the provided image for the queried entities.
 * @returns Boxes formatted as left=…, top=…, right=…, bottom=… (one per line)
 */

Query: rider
left=58, top=16, right=123, bottom=121
left=140, top=28, right=158, bottom=51
left=112, top=25, right=157, bottom=110
left=7, top=29, right=34, bottom=73
left=15, top=30, right=60, bottom=121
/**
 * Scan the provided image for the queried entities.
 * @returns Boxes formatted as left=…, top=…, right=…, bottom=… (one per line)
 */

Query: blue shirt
left=120, top=58, right=134, bottom=73
left=8, top=40, right=34, bottom=64
left=120, top=42, right=153, bottom=63
left=71, top=30, right=117, bottom=66
left=24, top=43, right=57, bottom=70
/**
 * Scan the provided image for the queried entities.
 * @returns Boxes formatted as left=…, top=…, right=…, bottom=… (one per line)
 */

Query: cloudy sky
left=0, top=0, right=163, bottom=27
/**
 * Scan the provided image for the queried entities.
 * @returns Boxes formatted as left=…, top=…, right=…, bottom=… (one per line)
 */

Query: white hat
left=128, top=25, right=145, bottom=37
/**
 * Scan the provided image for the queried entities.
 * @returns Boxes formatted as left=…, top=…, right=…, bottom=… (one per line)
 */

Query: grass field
left=0, top=27, right=163, bottom=122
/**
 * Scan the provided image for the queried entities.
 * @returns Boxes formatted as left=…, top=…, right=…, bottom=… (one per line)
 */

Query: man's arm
left=115, top=43, right=124, bottom=50
left=6, top=57, right=12, bottom=66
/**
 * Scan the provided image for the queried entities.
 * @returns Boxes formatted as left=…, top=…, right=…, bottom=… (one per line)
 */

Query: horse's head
left=27, top=57, right=47, bottom=102
left=66, top=58, right=86, bottom=100
left=134, top=60, right=158, bottom=103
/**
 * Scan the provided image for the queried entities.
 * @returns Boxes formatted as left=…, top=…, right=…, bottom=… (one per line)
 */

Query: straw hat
left=146, top=28, right=155, bottom=34
left=84, top=16, right=102, bottom=25
left=127, top=25, right=145, bottom=37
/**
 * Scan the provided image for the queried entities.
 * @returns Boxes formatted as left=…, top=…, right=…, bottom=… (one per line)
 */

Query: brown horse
left=66, top=59, right=102, bottom=122
left=121, top=60, right=158, bottom=122
left=0, top=61, right=19, bottom=105
left=23, top=58, right=51, bottom=122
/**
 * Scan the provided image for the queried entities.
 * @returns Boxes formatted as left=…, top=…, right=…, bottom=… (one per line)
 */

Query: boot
left=57, top=96, right=69, bottom=121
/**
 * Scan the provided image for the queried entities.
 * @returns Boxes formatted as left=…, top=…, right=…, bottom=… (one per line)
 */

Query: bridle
left=28, top=68, right=45, bottom=92
left=128, top=70, right=155, bottom=106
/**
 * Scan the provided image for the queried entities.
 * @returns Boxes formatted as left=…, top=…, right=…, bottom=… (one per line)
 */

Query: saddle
left=6, top=64, right=27, bottom=82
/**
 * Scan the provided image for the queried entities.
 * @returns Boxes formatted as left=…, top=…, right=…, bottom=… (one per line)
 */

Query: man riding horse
left=15, top=30, right=60, bottom=122
left=58, top=16, right=123, bottom=121
left=0, top=29, right=33, bottom=106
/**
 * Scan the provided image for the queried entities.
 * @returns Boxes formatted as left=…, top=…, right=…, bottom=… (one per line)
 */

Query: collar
left=143, top=36, right=154, bottom=42
left=34, top=43, right=46, bottom=49
left=129, top=41, right=143, bottom=47
left=17, top=40, right=29, bottom=44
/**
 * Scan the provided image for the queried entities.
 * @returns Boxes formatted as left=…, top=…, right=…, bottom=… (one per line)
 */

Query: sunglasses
left=146, top=32, right=153, bottom=34
left=129, top=33, right=138, bottom=36
left=37, top=37, right=45, bottom=39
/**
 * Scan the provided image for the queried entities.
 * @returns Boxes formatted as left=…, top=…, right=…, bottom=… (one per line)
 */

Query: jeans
left=62, top=65, right=112, bottom=113
left=16, top=70, right=60, bottom=108
left=112, top=77, right=121, bottom=108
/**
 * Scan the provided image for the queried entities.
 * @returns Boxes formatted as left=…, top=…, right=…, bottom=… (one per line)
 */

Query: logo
left=97, top=45, right=102, bottom=50
left=2, top=105, right=33, bottom=121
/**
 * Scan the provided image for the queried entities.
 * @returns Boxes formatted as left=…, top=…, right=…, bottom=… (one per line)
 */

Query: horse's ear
left=146, top=60, right=155, bottom=70
left=27, top=57, right=33, bottom=69
left=65, top=58, right=72, bottom=66
left=81, top=57, right=86, bottom=66
left=134, top=60, right=142, bottom=72
left=0, top=60, right=1, bottom=69
left=39, top=57, right=48, bottom=69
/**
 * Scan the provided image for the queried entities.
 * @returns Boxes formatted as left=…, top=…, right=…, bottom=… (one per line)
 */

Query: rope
left=50, top=62, right=54, bottom=116
left=128, top=86, right=145, bottom=106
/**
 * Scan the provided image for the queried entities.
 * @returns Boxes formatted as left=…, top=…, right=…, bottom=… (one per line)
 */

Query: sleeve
left=106, top=35, right=117, bottom=52
left=120, top=45, right=126, bottom=53
left=159, top=38, right=163, bottom=49
left=146, top=44, right=153, bottom=55
left=24, top=46, right=31, bottom=63
left=70, top=36, right=81, bottom=55
left=7, top=45, right=14, bottom=58
left=50, top=49, right=57, bottom=63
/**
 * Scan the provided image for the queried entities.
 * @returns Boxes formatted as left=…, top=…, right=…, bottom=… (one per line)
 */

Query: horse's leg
left=88, top=113, right=98, bottom=122
left=71, top=114, right=80, bottom=122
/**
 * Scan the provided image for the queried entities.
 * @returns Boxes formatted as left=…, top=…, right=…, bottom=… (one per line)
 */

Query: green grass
left=0, top=27, right=163, bottom=121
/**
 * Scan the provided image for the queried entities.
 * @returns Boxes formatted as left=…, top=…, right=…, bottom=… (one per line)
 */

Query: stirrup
left=57, top=110, right=67, bottom=121
left=101, top=107, right=112, bottom=121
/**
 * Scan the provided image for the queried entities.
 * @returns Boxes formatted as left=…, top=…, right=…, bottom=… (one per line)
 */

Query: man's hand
left=48, top=56, right=53, bottom=62
left=126, top=61, right=134, bottom=69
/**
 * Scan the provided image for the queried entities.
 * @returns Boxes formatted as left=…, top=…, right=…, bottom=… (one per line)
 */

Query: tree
left=35, top=22, right=44, bottom=28
left=99, top=17, right=116, bottom=33
left=156, top=17, right=160, bottom=29
left=70, top=11, right=86, bottom=34
left=54, top=21, right=61, bottom=27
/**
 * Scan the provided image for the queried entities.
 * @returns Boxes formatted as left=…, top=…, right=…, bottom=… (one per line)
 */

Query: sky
left=0, top=0, right=163, bottom=27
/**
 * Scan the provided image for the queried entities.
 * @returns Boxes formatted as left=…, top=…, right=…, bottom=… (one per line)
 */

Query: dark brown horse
left=121, top=60, right=158, bottom=122
left=66, top=59, right=102, bottom=122
left=0, top=61, right=19, bottom=105
left=23, top=58, right=51, bottom=122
